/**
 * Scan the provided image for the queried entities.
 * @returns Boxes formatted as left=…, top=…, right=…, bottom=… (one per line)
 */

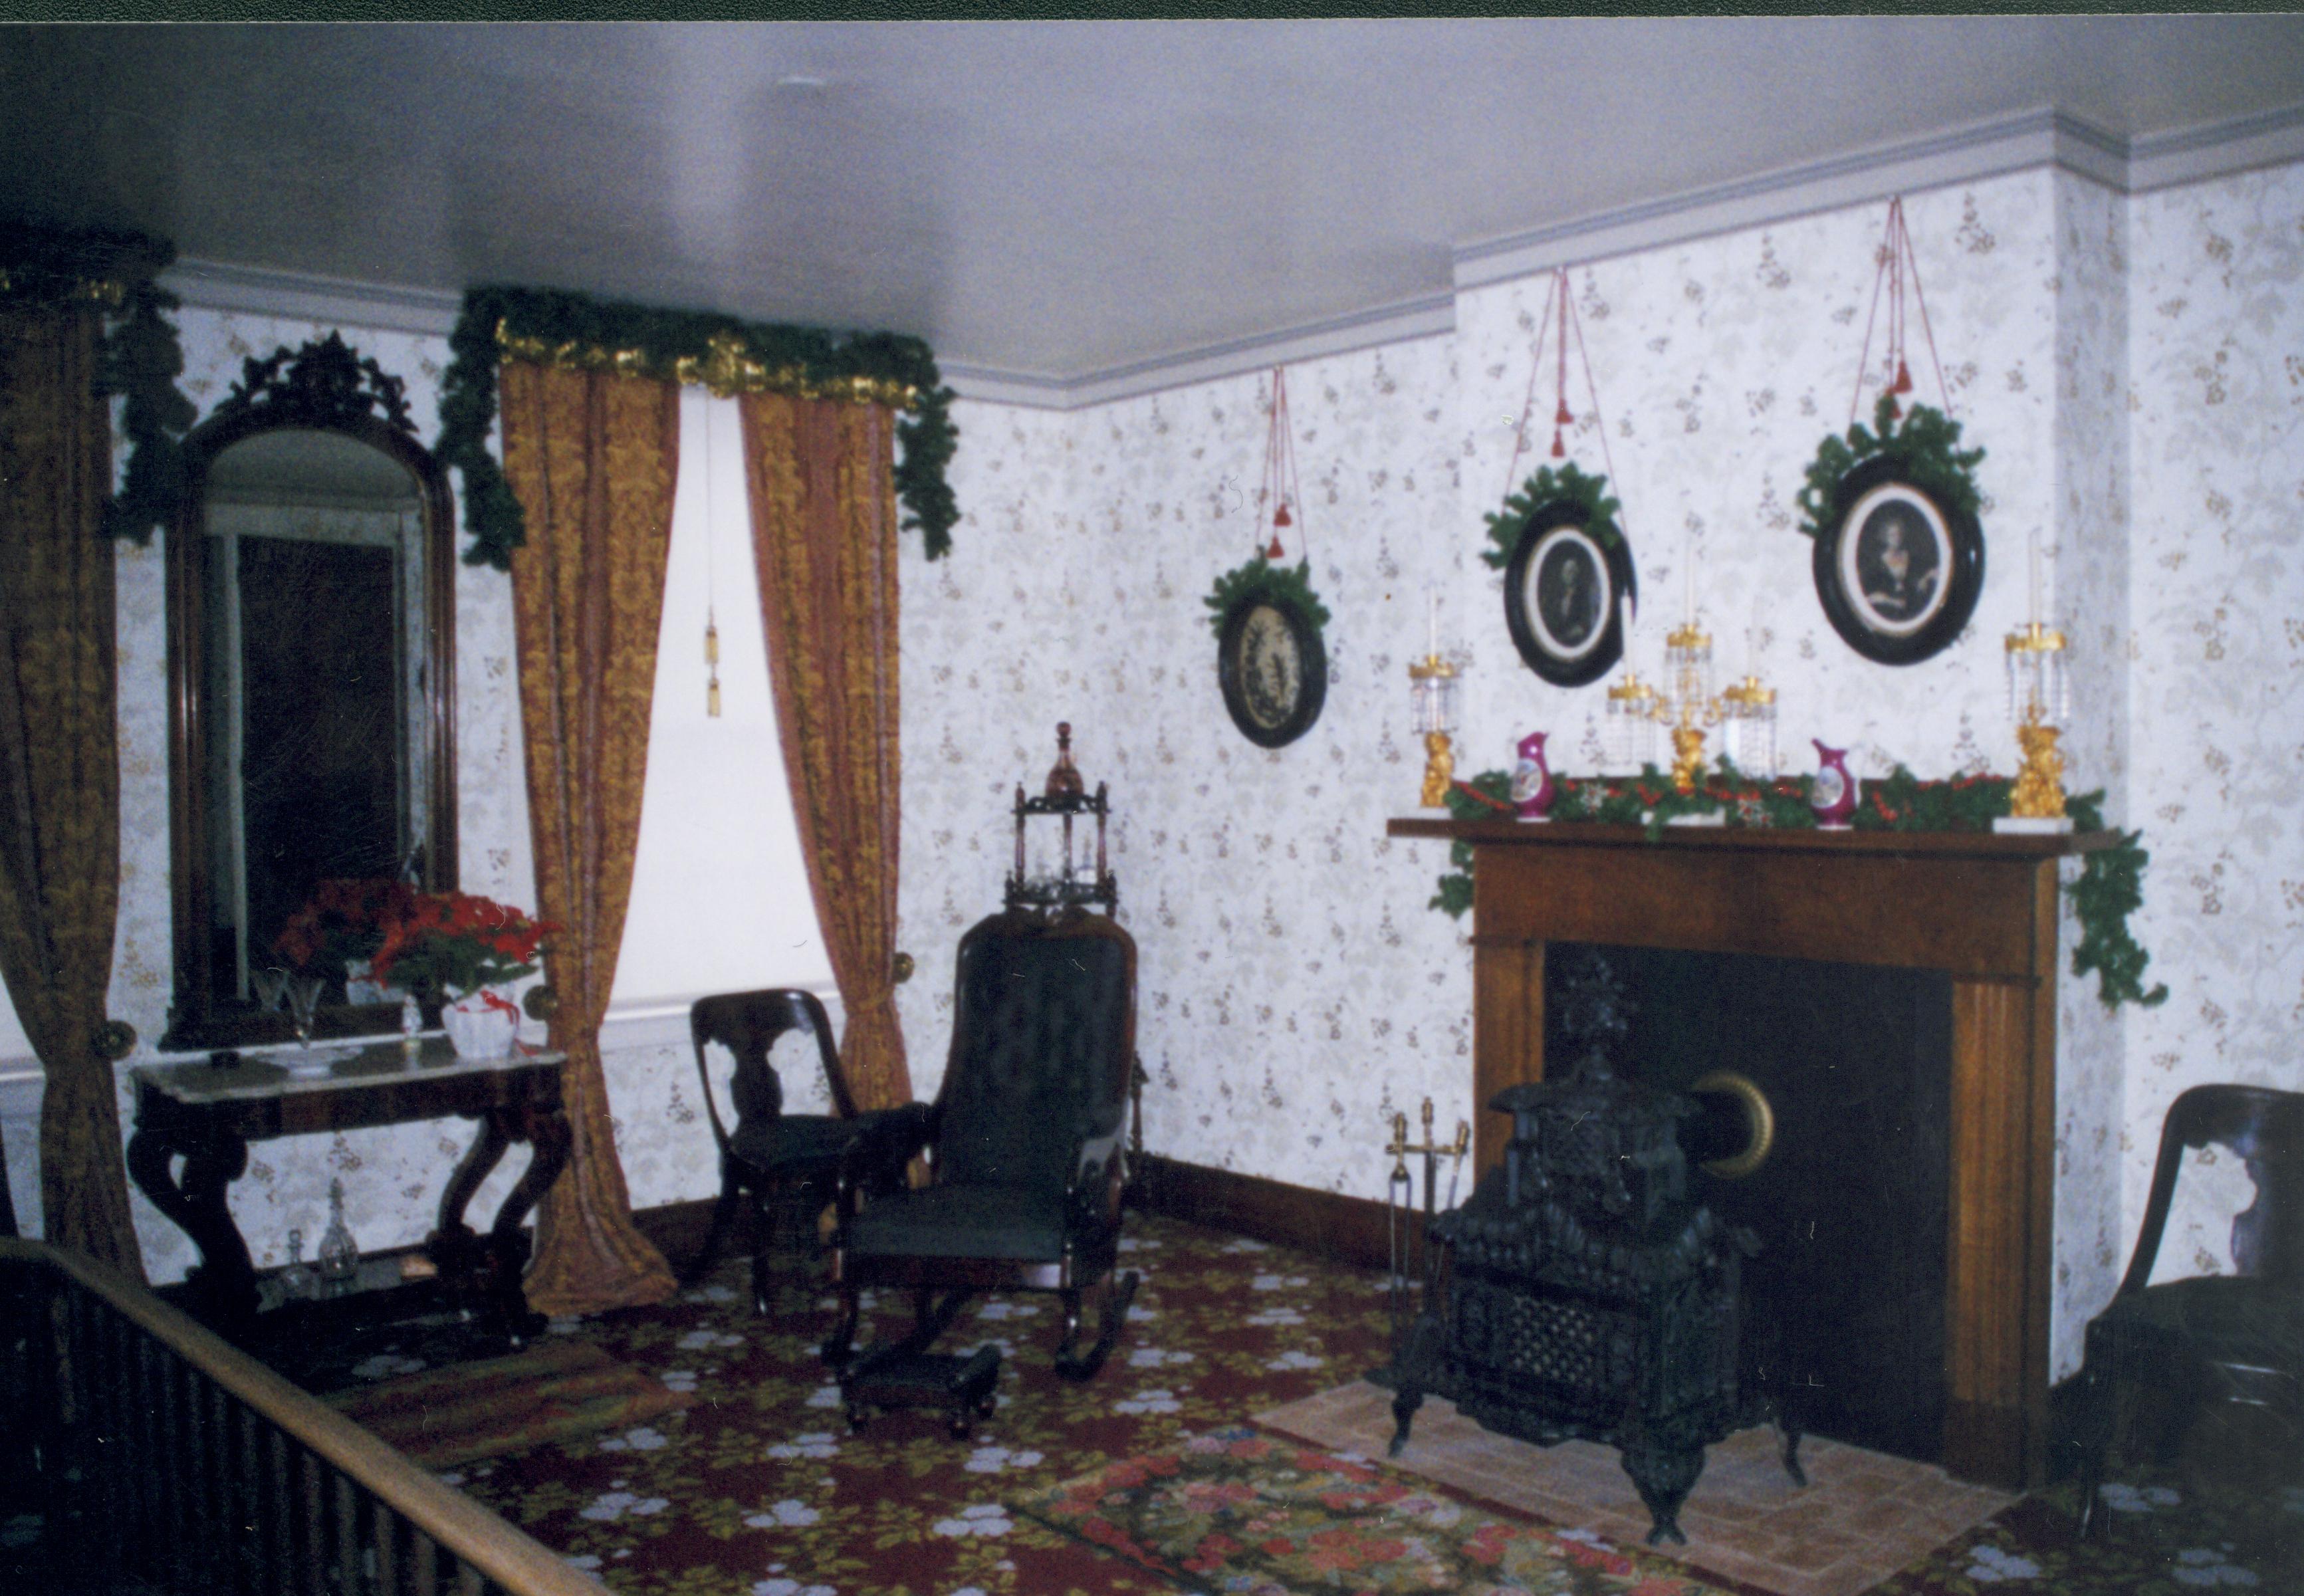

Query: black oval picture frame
left=1811, top=455, right=1984, bottom=665
left=1502, top=500, right=1637, bottom=687
left=1216, top=592, right=1327, bottom=748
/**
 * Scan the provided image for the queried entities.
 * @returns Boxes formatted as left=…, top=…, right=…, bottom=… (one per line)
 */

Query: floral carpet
left=299, top=1214, right=2302, bottom=1596
left=1016, top=1425, right=1734, bottom=1595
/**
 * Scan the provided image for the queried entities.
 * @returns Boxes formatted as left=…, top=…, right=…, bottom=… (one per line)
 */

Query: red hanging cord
left=1849, top=197, right=1954, bottom=425
left=1552, top=267, right=1573, bottom=456
left=1565, top=271, right=1633, bottom=556
left=1258, top=367, right=1307, bottom=564
left=1498, top=270, right=1559, bottom=508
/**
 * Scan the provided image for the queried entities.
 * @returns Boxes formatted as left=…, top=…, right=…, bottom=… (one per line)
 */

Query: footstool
left=839, top=1344, right=1002, bottom=1438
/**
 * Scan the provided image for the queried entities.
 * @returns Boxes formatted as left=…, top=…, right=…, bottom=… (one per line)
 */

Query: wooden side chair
left=2075, top=1083, right=2303, bottom=1537
left=687, top=988, right=900, bottom=1317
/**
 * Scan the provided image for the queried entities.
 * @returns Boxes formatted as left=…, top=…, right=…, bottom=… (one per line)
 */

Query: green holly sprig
left=1480, top=461, right=1623, bottom=571
left=1203, top=554, right=1330, bottom=635
left=1424, top=760, right=2165, bottom=1011
left=1796, top=394, right=1984, bottom=540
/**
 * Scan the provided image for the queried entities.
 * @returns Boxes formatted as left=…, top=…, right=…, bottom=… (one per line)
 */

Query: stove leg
left=1620, top=1436, right=1704, bottom=1546
left=1387, top=1381, right=1423, bottom=1457
left=1777, top=1413, right=1806, bottom=1488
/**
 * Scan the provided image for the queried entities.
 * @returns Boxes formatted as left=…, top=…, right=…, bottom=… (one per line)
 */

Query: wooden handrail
left=1, top=1237, right=610, bottom=1596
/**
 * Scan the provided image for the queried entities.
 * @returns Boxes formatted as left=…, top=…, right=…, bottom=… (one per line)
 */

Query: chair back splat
left=2121, top=1083, right=2304, bottom=1297
left=685, top=988, right=891, bottom=1317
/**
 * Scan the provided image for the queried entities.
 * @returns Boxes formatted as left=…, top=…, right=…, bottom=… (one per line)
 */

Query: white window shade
left=610, top=391, right=834, bottom=1008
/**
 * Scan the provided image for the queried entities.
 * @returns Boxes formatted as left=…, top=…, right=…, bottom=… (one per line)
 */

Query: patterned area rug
left=326, top=1341, right=696, bottom=1468
left=1017, top=1425, right=1740, bottom=1595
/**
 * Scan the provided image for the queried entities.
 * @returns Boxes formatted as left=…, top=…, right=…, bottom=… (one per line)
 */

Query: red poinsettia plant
left=368, top=891, right=556, bottom=1001
left=274, top=877, right=420, bottom=974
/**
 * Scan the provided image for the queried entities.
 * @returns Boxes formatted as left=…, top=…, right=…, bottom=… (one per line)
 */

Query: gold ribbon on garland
left=497, top=325, right=920, bottom=410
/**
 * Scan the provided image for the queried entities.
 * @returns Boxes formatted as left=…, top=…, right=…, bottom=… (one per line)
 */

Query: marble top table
left=128, top=1037, right=570, bottom=1338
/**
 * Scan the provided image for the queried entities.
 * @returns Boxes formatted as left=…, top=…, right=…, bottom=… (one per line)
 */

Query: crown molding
left=2128, top=101, right=2304, bottom=195
left=159, top=257, right=463, bottom=338
left=1453, top=106, right=2131, bottom=292
left=943, top=289, right=1457, bottom=412
left=153, top=100, right=2303, bottom=415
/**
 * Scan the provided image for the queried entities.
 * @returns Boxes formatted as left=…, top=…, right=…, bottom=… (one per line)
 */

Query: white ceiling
left=4, top=19, right=2302, bottom=388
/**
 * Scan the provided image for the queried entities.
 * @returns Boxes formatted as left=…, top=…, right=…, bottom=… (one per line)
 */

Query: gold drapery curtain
left=501, top=360, right=680, bottom=1316
left=739, top=392, right=911, bottom=1109
left=0, top=302, right=141, bottom=1274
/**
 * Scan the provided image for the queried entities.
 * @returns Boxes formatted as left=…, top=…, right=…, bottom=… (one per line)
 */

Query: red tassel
left=1273, top=501, right=1293, bottom=528
left=1555, top=400, right=1573, bottom=425
left=1892, top=359, right=1914, bottom=395
left=1264, top=535, right=1285, bottom=560
left=1550, top=429, right=1565, bottom=459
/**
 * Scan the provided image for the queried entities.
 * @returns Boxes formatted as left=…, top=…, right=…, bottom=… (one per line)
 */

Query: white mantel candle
left=2027, top=532, right=2042, bottom=626
left=1427, top=588, right=1439, bottom=659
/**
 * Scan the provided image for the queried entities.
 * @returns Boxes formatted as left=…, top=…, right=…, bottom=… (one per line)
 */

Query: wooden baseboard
left=632, top=1195, right=719, bottom=1271
left=627, top=1160, right=1419, bottom=1280
left=1128, top=1154, right=1422, bottom=1272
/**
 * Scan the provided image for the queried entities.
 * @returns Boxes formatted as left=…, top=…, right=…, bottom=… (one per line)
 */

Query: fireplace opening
left=1544, top=943, right=1954, bottom=1463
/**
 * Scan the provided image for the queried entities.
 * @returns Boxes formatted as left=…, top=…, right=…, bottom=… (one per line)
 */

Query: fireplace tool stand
left=1388, top=952, right=1803, bottom=1545
left=1372, top=1098, right=1468, bottom=1389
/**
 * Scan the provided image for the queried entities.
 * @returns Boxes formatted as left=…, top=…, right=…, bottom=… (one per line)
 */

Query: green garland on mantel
left=0, top=219, right=196, bottom=543
left=436, top=285, right=959, bottom=570
left=1428, top=762, right=2168, bottom=1012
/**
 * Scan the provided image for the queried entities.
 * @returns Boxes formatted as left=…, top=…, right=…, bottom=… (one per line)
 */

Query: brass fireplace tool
left=1377, top=1098, right=1470, bottom=1383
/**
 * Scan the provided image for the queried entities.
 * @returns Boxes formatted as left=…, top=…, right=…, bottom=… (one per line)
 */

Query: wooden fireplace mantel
left=1388, top=817, right=2117, bottom=1491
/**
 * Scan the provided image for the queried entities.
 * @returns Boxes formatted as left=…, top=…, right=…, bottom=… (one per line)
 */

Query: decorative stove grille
left=1388, top=951, right=1802, bottom=1545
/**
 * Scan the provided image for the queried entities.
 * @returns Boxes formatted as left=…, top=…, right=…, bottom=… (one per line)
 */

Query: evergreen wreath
left=1480, top=460, right=1623, bottom=570
left=1795, top=393, right=1984, bottom=541
left=437, top=285, right=959, bottom=571
left=1203, top=554, right=1331, bottom=635
left=1427, top=760, right=2165, bottom=1012
left=0, top=219, right=195, bottom=543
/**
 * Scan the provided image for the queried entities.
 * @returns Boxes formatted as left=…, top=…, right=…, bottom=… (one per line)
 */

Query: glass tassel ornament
left=705, top=610, right=721, bottom=718
left=318, top=1177, right=360, bottom=1288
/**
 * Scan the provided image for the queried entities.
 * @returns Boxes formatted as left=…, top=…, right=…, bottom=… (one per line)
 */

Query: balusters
left=336, top=1471, right=362, bottom=1595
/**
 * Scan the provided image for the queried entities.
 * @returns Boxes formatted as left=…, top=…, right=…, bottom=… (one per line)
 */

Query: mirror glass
left=164, top=369, right=458, bottom=1054
left=197, top=427, right=431, bottom=1006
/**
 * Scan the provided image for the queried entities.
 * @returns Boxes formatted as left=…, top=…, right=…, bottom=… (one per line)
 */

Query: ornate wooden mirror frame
left=161, top=334, right=457, bottom=1051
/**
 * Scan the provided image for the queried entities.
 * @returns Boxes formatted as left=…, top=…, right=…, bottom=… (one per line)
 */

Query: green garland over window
left=1, top=219, right=195, bottom=543
left=1429, top=761, right=2167, bottom=1012
left=436, top=285, right=960, bottom=571
left=1796, top=394, right=1983, bottom=540
left=1480, top=459, right=1623, bottom=570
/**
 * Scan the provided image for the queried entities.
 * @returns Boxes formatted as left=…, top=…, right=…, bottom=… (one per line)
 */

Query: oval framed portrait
left=1502, top=501, right=1637, bottom=687
left=1811, top=456, right=1984, bottom=665
left=1216, top=592, right=1327, bottom=748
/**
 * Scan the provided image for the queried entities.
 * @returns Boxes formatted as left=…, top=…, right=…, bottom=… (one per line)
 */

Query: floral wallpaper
left=894, top=162, right=2303, bottom=1385
left=1, top=158, right=2291, bottom=1395
left=2123, top=160, right=2304, bottom=1288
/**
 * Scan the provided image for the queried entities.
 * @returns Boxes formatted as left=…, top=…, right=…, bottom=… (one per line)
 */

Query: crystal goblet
left=286, top=973, right=325, bottom=1049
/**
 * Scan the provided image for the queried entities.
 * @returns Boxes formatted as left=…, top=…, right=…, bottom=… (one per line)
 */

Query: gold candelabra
left=2000, top=620, right=2071, bottom=826
left=1605, top=625, right=1777, bottom=794
left=1408, top=653, right=1460, bottom=808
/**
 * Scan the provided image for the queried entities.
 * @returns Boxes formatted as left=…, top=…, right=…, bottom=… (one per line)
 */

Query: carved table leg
left=127, top=1122, right=256, bottom=1331
left=483, top=1101, right=571, bottom=1338
left=427, top=1111, right=512, bottom=1302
